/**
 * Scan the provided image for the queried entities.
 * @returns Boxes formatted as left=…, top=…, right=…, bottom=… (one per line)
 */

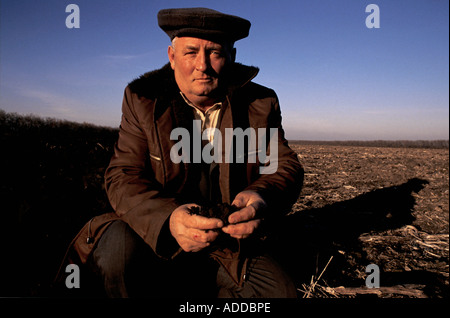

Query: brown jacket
left=105, top=62, right=304, bottom=258
left=56, top=62, right=303, bottom=286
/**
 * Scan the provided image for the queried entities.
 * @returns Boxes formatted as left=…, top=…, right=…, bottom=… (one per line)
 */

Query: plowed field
left=270, top=144, right=449, bottom=298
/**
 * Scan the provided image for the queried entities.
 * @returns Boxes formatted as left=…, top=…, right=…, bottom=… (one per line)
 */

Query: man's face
left=168, top=37, right=233, bottom=107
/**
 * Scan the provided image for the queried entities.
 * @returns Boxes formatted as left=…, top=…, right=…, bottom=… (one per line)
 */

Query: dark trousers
left=91, top=220, right=296, bottom=298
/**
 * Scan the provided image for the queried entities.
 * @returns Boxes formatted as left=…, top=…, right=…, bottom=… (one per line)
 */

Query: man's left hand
left=222, top=190, right=267, bottom=239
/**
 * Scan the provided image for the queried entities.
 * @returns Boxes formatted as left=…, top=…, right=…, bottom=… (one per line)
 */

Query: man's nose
left=195, top=50, right=209, bottom=72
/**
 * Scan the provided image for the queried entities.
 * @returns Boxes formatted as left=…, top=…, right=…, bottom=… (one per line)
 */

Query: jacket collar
left=224, top=62, right=259, bottom=95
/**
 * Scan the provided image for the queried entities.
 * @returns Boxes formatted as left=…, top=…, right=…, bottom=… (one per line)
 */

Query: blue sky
left=0, top=0, right=448, bottom=140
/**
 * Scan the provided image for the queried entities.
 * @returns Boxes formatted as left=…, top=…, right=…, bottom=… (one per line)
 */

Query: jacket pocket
left=149, top=152, right=165, bottom=186
left=149, top=153, right=161, bottom=162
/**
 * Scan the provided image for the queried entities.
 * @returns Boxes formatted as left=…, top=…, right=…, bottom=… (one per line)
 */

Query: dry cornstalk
left=299, top=256, right=334, bottom=298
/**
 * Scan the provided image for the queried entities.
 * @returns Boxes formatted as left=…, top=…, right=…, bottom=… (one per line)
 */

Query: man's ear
left=168, top=45, right=175, bottom=70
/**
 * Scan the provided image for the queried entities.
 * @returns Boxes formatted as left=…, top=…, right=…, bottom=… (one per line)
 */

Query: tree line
left=1, top=109, right=447, bottom=149
left=289, top=139, right=449, bottom=149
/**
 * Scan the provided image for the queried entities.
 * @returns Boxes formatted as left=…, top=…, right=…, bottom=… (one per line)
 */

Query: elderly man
left=68, top=8, right=303, bottom=298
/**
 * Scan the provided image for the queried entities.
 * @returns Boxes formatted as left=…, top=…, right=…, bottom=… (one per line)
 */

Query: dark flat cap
left=158, top=8, right=251, bottom=43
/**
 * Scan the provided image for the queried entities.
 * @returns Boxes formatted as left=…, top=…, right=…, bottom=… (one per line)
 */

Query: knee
left=91, top=220, right=138, bottom=279
left=247, top=255, right=297, bottom=298
left=90, top=220, right=160, bottom=297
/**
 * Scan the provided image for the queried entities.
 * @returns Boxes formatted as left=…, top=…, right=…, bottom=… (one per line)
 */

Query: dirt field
left=270, top=144, right=449, bottom=298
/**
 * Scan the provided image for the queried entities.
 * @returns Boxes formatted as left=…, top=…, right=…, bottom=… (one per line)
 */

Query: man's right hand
left=169, top=204, right=224, bottom=252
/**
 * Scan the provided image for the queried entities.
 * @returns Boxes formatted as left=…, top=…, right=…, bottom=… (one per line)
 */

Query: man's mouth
left=195, top=77, right=214, bottom=82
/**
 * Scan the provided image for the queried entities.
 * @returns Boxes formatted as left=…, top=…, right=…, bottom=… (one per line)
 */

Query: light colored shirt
left=180, top=92, right=222, bottom=145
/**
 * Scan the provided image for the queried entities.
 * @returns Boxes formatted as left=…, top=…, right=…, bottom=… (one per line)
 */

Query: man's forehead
left=175, top=37, right=226, bottom=49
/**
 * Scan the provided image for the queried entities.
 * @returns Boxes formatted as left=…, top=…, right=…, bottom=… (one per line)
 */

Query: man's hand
left=222, top=191, right=267, bottom=239
left=170, top=204, right=224, bottom=252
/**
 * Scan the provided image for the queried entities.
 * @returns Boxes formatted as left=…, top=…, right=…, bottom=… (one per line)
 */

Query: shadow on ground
left=266, top=178, right=447, bottom=297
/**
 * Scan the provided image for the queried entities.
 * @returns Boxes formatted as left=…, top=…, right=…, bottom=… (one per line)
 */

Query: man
left=83, top=8, right=303, bottom=298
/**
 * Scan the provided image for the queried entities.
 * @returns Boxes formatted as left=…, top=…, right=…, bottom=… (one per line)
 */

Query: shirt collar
left=179, top=92, right=222, bottom=113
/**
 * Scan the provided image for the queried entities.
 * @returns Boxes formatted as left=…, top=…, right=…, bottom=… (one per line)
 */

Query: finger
left=231, top=194, right=248, bottom=209
left=185, top=214, right=224, bottom=230
left=178, top=237, right=209, bottom=252
left=228, top=205, right=256, bottom=224
left=222, top=225, right=251, bottom=239
left=190, top=228, right=220, bottom=243
left=178, top=231, right=213, bottom=250
left=222, top=219, right=261, bottom=239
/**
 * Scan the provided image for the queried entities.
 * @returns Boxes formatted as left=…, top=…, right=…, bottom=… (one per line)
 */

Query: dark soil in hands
left=187, top=203, right=239, bottom=226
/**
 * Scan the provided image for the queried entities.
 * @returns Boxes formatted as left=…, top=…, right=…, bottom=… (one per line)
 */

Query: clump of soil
left=187, top=203, right=239, bottom=226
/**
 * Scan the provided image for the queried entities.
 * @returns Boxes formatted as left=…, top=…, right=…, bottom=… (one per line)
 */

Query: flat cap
left=158, top=8, right=251, bottom=43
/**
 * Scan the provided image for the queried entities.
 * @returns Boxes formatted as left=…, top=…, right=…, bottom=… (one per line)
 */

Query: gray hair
left=171, top=37, right=179, bottom=50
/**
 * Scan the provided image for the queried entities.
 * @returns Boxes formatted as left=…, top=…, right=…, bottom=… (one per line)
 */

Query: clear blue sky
left=0, top=0, right=448, bottom=140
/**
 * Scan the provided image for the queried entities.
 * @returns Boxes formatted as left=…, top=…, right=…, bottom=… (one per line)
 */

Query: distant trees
left=0, top=109, right=118, bottom=136
left=1, top=109, right=448, bottom=149
left=289, top=139, right=449, bottom=149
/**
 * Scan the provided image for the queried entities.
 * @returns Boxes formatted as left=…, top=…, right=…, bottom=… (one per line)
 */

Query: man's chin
left=193, top=88, right=218, bottom=98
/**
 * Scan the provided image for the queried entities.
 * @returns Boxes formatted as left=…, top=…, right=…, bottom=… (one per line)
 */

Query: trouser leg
left=91, top=220, right=296, bottom=298
left=217, top=254, right=297, bottom=298
left=90, top=220, right=219, bottom=298
left=91, top=220, right=149, bottom=297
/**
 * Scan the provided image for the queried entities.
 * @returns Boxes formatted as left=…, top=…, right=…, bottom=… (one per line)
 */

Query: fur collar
left=128, top=62, right=259, bottom=100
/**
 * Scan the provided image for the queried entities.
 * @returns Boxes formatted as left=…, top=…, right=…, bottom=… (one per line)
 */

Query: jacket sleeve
left=244, top=93, right=304, bottom=216
left=104, top=86, right=181, bottom=258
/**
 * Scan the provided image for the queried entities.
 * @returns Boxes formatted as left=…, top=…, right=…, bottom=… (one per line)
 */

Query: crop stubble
left=289, top=144, right=448, bottom=297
